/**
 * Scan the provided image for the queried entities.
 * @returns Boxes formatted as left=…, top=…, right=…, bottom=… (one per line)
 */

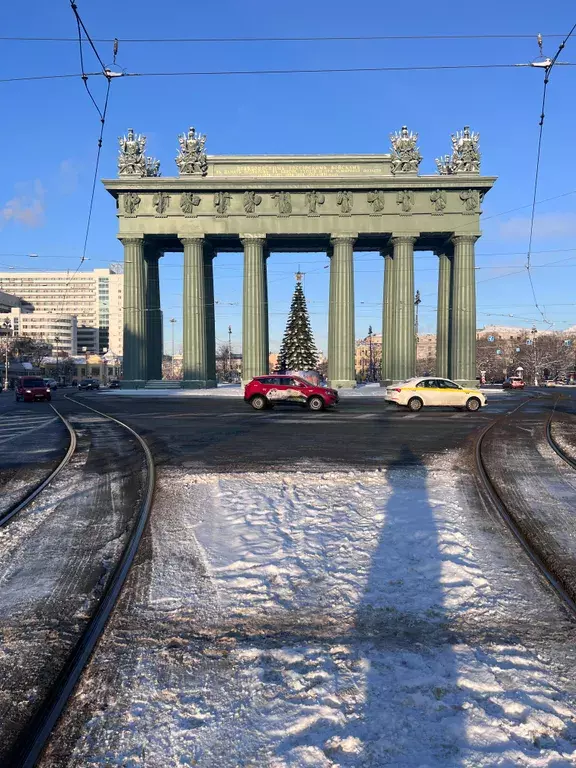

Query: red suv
left=15, top=376, right=52, bottom=402
left=244, top=375, right=339, bottom=411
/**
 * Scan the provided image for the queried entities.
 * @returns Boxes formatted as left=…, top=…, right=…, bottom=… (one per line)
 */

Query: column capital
left=180, top=236, right=205, bottom=247
left=390, top=234, right=417, bottom=246
left=330, top=234, right=357, bottom=247
left=240, top=234, right=267, bottom=246
left=118, top=235, right=144, bottom=246
left=450, top=232, right=480, bottom=245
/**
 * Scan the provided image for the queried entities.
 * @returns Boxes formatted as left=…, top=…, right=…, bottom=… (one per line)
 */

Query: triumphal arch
left=103, top=125, right=495, bottom=388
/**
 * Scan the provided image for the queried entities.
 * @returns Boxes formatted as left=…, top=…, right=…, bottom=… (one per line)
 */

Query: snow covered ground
left=98, top=382, right=505, bottom=398
left=43, top=455, right=576, bottom=767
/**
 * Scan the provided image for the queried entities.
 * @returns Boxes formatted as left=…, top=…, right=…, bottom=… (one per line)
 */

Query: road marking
left=0, top=417, right=57, bottom=444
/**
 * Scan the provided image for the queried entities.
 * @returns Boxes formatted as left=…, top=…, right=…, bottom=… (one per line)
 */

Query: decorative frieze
left=336, top=190, right=353, bottom=214
left=214, top=191, right=231, bottom=215
left=153, top=192, right=170, bottom=215
left=272, top=191, right=292, bottom=215
left=123, top=192, right=141, bottom=215
left=305, top=190, right=325, bottom=215
left=430, top=189, right=447, bottom=214
left=243, top=191, right=262, bottom=214
left=367, top=190, right=385, bottom=213
left=180, top=192, right=201, bottom=215
left=460, top=189, right=482, bottom=213
left=396, top=190, right=414, bottom=213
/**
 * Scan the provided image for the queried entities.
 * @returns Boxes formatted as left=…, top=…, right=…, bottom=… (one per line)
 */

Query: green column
left=381, top=247, right=395, bottom=384
left=145, top=245, right=163, bottom=381
left=436, top=248, right=452, bottom=379
left=451, top=234, right=478, bottom=386
left=121, top=236, right=147, bottom=387
left=242, top=235, right=268, bottom=384
left=328, top=236, right=356, bottom=388
left=391, top=235, right=416, bottom=382
left=182, top=237, right=207, bottom=388
left=204, top=242, right=217, bottom=388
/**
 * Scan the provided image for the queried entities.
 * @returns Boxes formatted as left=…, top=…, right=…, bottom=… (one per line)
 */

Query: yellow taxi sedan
left=385, top=377, right=487, bottom=412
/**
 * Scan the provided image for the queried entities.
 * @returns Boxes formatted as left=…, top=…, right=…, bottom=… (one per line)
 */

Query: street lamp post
left=228, top=325, right=232, bottom=380
left=170, top=318, right=177, bottom=379
left=3, top=319, right=11, bottom=392
left=368, top=325, right=374, bottom=383
left=55, top=335, right=60, bottom=385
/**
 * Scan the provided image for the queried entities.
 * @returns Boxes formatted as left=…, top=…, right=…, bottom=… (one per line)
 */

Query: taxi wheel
left=407, top=397, right=423, bottom=412
left=250, top=395, right=267, bottom=410
left=465, top=397, right=481, bottom=412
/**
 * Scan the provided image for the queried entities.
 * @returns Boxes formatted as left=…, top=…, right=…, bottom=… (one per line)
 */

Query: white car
left=385, top=377, right=487, bottom=412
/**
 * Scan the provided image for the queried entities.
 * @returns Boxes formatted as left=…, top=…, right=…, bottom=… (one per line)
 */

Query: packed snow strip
left=49, top=461, right=576, bottom=767
left=98, top=382, right=505, bottom=398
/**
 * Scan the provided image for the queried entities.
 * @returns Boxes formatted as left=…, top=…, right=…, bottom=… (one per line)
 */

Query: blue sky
left=1, top=1, right=575, bottom=355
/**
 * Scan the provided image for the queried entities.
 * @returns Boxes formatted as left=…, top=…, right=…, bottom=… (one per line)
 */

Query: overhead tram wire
left=58, top=1, right=118, bottom=313
left=0, top=33, right=567, bottom=43
left=524, top=24, right=576, bottom=326
left=2, top=62, right=576, bottom=84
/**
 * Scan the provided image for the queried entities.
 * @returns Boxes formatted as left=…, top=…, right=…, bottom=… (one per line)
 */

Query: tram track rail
left=546, top=398, right=576, bottom=471
left=5, top=395, right=155, bottom=768
left=0, top=405, right=77, bottom=528
left=474, top=395, right=576, bottom=619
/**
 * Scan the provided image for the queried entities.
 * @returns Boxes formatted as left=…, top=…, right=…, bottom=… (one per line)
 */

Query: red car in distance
left=15, top=376, right=52, bottom=402
left=244, top=375, right=339, bottom=411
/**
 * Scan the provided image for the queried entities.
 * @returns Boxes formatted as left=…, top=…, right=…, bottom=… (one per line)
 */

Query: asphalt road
left=69, top=388, right=556, bottom=473
left=0, top=392, right=69, bottom=515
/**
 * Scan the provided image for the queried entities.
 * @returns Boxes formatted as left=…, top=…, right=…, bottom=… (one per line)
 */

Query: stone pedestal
left=121, top=236, right=147, bottom=388
left=242, top=235, right=268, bottom=385
left=182, top=237, right=208, bottom=388
left=451, top=234, right=478, bottom=387
left=328, top=236, right=356, bottom=388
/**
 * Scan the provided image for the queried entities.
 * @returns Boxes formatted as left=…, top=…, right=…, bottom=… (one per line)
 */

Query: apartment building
left=0, top=266, right=123, bottom=354
left=8, top=308, right=78, bottom=354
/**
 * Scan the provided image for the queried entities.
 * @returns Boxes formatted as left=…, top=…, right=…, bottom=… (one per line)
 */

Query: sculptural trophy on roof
left=435, top=126, right=480, bottom=174
left=176, top=126, right=208, bottom=176
left=118, top=128, right=147, bottom=176
left=389, top=126, right=422, bottom=175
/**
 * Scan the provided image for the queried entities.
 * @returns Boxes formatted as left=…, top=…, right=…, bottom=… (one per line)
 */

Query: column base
left=456, top=379, right=481, bottom=390
left=182, top=379, right=212, bottom=389
left=205, top=379, right=217, bottom=389
left=328, top=379, right=356, bottom=389
left=120, top=380, right=146, bottom=389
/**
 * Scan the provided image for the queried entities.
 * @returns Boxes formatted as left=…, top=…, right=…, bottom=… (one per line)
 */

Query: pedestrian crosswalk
left=0, top=413, right=57, bottom=443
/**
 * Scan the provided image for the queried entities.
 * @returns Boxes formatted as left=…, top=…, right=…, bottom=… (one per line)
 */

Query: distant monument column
left=203, top=241, right=217, bottom=387
left=145, top=243, right=163, bottom=381
left=451, top=234, right=479, bottom=386
left=390, top=234, right=417, bottom=382
left=328, top=236, right=356, bottom=388
left=120, top=235, right=147, bottom=388
left=435, top=248, right=452, bottom=379
left=241, top=235, right=269, bottom=384
left=181, top=236, right=208, bottom=387
left=381, top=247, right=395, bottom=384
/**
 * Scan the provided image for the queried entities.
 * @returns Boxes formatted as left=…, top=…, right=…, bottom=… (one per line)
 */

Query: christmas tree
left=276, top=273, right=318, bottom=372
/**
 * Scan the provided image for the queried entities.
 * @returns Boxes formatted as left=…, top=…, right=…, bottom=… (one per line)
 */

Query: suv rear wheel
left=250, top=394, right=267, bottom=410
left=308, top=395, right=325, bottom=411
